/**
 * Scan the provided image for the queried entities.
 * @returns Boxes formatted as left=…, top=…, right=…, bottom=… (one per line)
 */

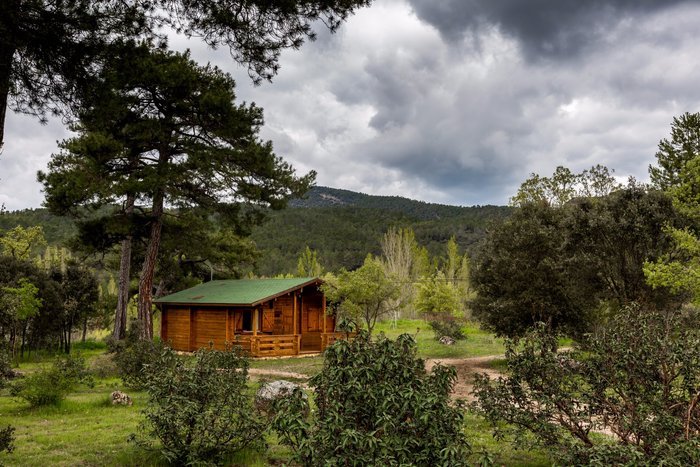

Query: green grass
left=0, top=326, right=555, bottom=466
left=464, top=412, right=551, bottom=466
left=375, top=319, right=506, bottom=359
left=0, top=383, right=151, bottom=466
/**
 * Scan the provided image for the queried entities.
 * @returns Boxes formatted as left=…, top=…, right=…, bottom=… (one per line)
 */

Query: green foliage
left=0, top=424, right=13, bottom=455
left=473, top=306, right=700, bottom=466
left=0, top=344, right=13, bottom=388
left=427, top=319, right=466, bottom=341
left=1, top=278, right=42, bottom=321
left=645, top=112, right=700, bottom=303
left=323, top=255, right=400, bottom=333
left=0, top=225, right=46, bottom=260
left=87, top=352, right=119, bottom=379
left=416, top=271, right=467, bottom=340
left=109, top=321, right=164, bottom=390
left=416, top=271, right=463, bottom=317
left=472, top=182, right=682, bottom=338
left=40, top=44, right=315, bottom=339
left=272, top=332, right=471, bottom=466
left=510, top=165, right=621, bottom=207
left=1, top=0, right=370, bottom=149
left=10, top=353, right=93, bottom=407
left=0, top=209, right=76, bottom=246
left=255, top=187, right=512, bottom=275
left=132, top=344, right=265, bottom=465
left=296, top=246, right=323, bottom=277
left=645, top=226, right=700, bottom=303
left=650, top=112, right=700, bottom=193
left=1, top=277, right=42, bottom=357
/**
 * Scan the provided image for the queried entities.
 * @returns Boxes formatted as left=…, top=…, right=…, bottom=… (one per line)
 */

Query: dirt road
left=247, top=355, right=506, bottom=401
left=425, top=355, right=505, bottom=400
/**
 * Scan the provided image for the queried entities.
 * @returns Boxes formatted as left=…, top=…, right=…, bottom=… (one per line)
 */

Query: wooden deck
left=231, top=332, right=351, bottom=357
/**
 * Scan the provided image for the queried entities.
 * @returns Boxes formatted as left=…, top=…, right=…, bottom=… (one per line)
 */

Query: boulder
left=111, top=390, right=133, bottom=406
left=439, top=336, right=455, bottom=346
left=255, top=380, right=307, bottom=415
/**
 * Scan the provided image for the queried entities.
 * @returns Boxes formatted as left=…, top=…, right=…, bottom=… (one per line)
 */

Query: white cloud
left=2, top=0, right=700, bottom=209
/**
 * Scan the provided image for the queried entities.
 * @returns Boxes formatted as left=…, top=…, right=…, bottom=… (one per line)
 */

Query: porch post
left=225, top=308, right=230, bottom=344
left=253, top=307, right=259, bottom=356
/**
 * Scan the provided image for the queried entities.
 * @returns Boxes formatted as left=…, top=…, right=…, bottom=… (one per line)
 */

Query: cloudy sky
left=2, top=0, right=700, bottom=210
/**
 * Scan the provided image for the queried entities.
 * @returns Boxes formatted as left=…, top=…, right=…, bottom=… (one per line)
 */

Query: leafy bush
left=0, top=343, right=15, bottom=387
left=88, top=353, right=120, bottom=379
left=10, top=353, right=94, bottom=407
left=272, top=331, right=471, bottom=466
left=0, top=425, right=14, bottom=455
left=473, top=305, right=700, bottom=466
left=131, top=344, right=265, bottom=465
left=0, top=344, right=15, bottom=455
left=110, top=321, right=164, bottom=389
left=428, top=317, right=466, bottom=341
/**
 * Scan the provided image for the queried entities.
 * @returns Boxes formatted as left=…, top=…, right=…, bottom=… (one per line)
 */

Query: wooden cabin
left=154, top=277, right=345, bottom=357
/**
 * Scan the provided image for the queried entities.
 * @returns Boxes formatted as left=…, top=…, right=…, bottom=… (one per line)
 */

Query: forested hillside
left=255, top=187, right=511, bottom=274
left=0, top=186, right=511, bottom=275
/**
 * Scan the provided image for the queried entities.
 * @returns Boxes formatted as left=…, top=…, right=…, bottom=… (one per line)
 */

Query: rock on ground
left=111, top=390, right=133, bottom=406
left=255, top=380, right=307, bottom=415
left=439, top=336, right=456, bottom=345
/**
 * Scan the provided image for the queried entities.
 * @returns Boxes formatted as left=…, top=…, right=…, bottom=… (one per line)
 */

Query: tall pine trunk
left=113, top=194, right=135, bottom=340
left=137, top=190, right=164, bottom=340
left=0, top=41, right=15, bottom=151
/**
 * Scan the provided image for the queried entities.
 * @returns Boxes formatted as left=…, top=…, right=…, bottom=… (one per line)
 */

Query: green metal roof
left=154, top=277, right=320, bottom=306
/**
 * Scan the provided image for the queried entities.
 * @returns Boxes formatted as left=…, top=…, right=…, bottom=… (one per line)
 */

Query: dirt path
left=247, top=355, right=507, bottom=400
left=248, top=368, right=310, bottom=380
left=425, top=355, right=505, bottom=401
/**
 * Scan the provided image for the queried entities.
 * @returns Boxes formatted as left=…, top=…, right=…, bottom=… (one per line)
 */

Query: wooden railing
left=230, top=332, right=353, bottom=357
left=232, top=334, right=299, bottom=357
left=321, top=332, right=354, bottom=349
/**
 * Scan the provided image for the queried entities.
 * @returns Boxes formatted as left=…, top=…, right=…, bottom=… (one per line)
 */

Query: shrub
left=427, top=316, right=466, bottom=341
left=473, top=305, right=700, bottom=466
left=0, top=425, right=13, bottom=455
left=272, top=331, right=471, bottom=466
left=0, top=342, right=15, bottom=387
left=88, top=353, right=120, bottom=379
left=110, top=320, right=164, bottom=389
left=10, top=353, right=94, bottom=407
left=0, top=344, right=14, bottom=455
left=131, top=344, right=265, bottom=465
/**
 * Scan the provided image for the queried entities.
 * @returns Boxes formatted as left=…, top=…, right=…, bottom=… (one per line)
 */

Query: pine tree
left=40, top=46, right=313, bottom=339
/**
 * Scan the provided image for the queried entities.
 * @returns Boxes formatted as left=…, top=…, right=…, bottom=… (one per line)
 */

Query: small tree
left=415, top=271, right=465, bottom=340
left=296, top=246, right=323, bottom=277
left=132, top=344, right=265, bottom=465
left=1, top=278, right=42, bottom=358
left=323, top=255, right=400, bottom=334
left=380, top=226, right=419, bottom=323
left=10, top=353, right=93, bottom=407
left=0, top=225, right=46, bottom=260
left=272, top=332, right=471, bottom=466
left=473, top=305, right=700, bottom=465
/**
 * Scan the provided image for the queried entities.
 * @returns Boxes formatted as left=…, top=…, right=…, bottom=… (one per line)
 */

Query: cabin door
left=300, top=296, right=322, bottom=351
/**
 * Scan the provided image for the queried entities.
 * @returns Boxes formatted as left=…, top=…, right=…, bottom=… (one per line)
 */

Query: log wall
left=159, top=283, right=339, bottom=356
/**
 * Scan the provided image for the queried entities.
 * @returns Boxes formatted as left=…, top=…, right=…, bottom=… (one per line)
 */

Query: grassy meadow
left=0, top=321, right=551, bottom=466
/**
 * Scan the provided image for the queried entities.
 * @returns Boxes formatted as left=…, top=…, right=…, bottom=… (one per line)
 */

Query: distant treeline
left=0, top=186, right=512, bottom=276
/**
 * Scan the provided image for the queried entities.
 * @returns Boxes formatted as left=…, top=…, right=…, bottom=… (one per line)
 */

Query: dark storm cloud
left=3, top=0, right=700, bottom=209
left=408, top=0, right=691, bottom=60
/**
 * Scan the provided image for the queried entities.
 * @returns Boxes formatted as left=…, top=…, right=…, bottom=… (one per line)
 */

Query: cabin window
left=241, top=310, right=253, bottom=331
